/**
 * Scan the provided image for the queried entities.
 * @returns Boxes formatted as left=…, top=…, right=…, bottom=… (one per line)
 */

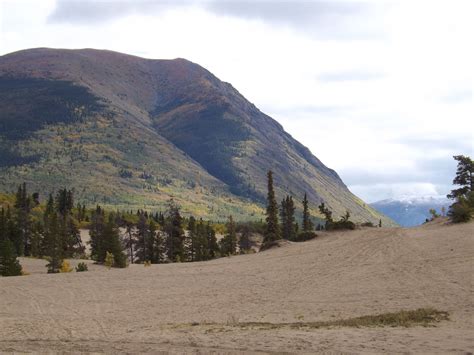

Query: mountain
left=0, top=48, right=393, bottom=224
left=370, top=196, right=450, bottom=227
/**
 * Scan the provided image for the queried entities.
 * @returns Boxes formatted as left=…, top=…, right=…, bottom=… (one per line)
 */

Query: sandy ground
left=0, top=219, right=473, bottom=354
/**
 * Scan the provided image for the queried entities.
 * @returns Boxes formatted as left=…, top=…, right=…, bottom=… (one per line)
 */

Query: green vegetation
left=447, top=155, right=474, bottom=223
left=75, top=262, right=88, bottom=272
left=185, top=308, right=449, bottom=331
left=318, top=203, right=356, bottom=231
left=262, top=171, right=281, bottom=246
left=0, top=238, right=22, bottom=276
left=0, top=49, right=395, bottom=226
left=280, top=195, right=297, bottom=241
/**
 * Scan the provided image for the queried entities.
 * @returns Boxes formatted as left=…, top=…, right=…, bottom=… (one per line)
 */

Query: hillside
left=371, top=196, right=450, bottom=227
left=0, top=220, right=472, bottom=353
left=0, top=48, right=392, bottom=224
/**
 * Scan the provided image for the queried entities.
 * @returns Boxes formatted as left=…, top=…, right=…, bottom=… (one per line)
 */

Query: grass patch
left=183, top=308, right=449, bottom=331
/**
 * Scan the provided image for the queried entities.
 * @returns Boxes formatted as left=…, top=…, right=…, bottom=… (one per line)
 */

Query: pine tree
left=164, top=200, right=185, bottom=262
left=302, top=193, right=314, bottom=232
left=135, top=212, right=149, bottom=263
left=186, top=216, right=197, bottom=261
left=102, top=214, right=127, bottom=268
left=221, top=215, right=237, bottom=255
left=44, top=211, right=63, bottom=274
left=14, top=183, right=32, bottom=256
left=448, top=155, right=473, bottom=199
left=263, top=171, right=280, bottom=244
left=239, top=225, right=252, bottom=253
left=0, top=238, right=22, bottom=276
left=147, top=220, right=159, bottom=263
left=447, top=155, right=474, bottom=223
left=206, top=222, right=218, bottom=259
left=318, top=202, right=333, bottom=229
left=280, top=195, right=297, bottom=240
left=89, top=206, right=106, bottom=262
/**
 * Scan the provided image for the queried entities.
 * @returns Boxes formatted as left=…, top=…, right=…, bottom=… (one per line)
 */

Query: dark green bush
left=75, top=262, right=89, bottom=272
left=294, top=231, right=317, bottom=242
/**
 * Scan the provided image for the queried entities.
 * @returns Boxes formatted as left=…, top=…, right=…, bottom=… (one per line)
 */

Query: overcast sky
left=1, top=0, right=472, bottom=202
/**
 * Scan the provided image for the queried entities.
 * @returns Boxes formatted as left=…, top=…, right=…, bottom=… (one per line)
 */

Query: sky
left=0, top=0, right=472, bottom=202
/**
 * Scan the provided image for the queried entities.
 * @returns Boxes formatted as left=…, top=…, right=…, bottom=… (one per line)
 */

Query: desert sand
left=0, top=220, right=473, bottom=354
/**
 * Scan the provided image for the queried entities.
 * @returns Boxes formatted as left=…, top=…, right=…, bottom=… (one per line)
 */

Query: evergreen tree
left=186, top=216, right=197, bottom=261
left=134, top=212, right=149, bottom=263
left=220, top=215, right=237, bottom=255
left=239, top=225, right=252, bottom=253
left=447, top=155, right=474, bottom=199
left=102, top=214, right=127, bottom=268
left=280, top=195, right=297, bottom=240
left=124, top=221, right=135, bottom=264
left=5, top=207, right=20, bottom=255
left=147, top=219, right=160, bottom=263
left=302, top=193, right=314, bottom=232
left=89, top=206, right=106, bottom=262
left=318, top=202, right=333, bottom=229
left=14, top=183, right=32, bottom=256
left=263, top=170, right=280, bottom=243
left=0, top=238, right=22, bottom=276
left=44, top=211, right=63, bottom=273
left=164, top=200, right=185, bottom=262
left=447, top=155, right=474, bottom=223
left=206, top=222, right=219, bottom=259
left=193, top=219, right=208, bottom=261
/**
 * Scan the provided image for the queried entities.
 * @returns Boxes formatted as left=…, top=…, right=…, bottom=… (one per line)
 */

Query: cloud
left=205, top=1, right=379, bottom=39
left=47, top=0, right=185, bottom=24
left=47, top=0, right=382, bottom=39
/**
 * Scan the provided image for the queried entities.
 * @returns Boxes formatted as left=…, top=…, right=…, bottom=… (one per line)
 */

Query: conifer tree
left=164, top=200, right=185, bottom=262
left=206, top=222, right=219, bottom=259
left=220, top=215, right=237, bottom=255
left=102, top=213, right=127, bottom=268
left=55, top=189, right=83, bottom=257
left=44, top=211, right=63, bottom=273
left=447, top=155, right=473, bottom=199
left=302, top=193, right=314, bottom=232
left=280, top=195, right=297, bottom=240
left=447, top=155, right=474, bottom=223
left=147, top=219, right=159, bottom=263
left=186, top=216, right=197, bottom=261
left=89, top=206, right=105, bottom=262
left=239, top=225, right=252, bottom=253
left=14, top=183, right=32, bottom=256
left=0, top=238, right=22, bottom=276
left=135, top=212, right=149, bottom=263
left=263, top=170, right=280, bottom=243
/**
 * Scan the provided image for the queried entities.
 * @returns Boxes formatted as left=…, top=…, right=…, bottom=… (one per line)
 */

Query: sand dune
left=1, top=220, right=473, bottom=353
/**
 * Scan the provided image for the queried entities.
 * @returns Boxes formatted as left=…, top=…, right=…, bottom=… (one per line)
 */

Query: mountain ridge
left=0, top=47, right=394, bottom=225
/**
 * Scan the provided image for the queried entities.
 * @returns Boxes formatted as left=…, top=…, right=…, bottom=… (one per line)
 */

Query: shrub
left=0, top=239, right=23, bottom=277
left=448, top=198, right=472, bottom=223
left=294, top=231, right=317, bottom=242
left=60, top=260, right=73, bottom=273
left=75, top=262, right=88, bottom=272
left=361, top=221, right=375, bottom=227
left=104, top=251, right=114, bottom=269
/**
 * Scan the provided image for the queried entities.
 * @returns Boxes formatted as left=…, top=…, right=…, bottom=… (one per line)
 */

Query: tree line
left=261, top=170, right=358, bottom=248
left=0, top=185, right=258, bottom=276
